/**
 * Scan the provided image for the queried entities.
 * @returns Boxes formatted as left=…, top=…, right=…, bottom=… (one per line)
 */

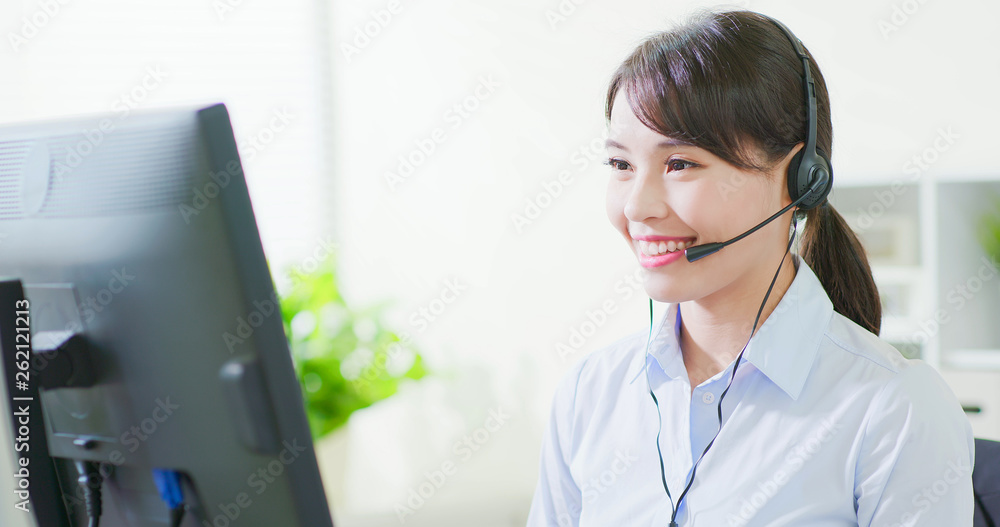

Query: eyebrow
left=604, top=138, right=695, bottom=151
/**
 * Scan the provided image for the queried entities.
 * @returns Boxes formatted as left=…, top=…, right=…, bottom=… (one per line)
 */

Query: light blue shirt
left=527, top=256, right=975, bottom=526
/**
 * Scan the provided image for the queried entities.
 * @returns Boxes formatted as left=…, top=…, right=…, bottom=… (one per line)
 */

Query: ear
left=776, top=143, right=805, bottom=207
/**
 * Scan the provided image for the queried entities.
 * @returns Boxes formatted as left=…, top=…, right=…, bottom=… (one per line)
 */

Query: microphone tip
left=685, top=242, right=724, bottom=262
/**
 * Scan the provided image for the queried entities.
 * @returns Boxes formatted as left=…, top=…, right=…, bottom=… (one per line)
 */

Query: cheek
left=668, top=184, right=715, bottom=234
left=688, top=173, right=771, bottom=236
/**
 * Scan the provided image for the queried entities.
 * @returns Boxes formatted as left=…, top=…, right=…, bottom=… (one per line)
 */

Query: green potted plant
left=276, top=256, right=428, bottom=440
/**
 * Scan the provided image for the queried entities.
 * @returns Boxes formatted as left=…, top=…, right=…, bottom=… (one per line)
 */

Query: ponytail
left=799, top=204, right=882, bottom=335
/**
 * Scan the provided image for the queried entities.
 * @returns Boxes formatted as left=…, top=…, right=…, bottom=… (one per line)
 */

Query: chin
left=646, top=292, right=691, bottom=305
left=639, top=276, right=695, bottom=305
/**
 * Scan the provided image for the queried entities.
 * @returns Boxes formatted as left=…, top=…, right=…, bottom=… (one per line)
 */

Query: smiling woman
left=527, top=9, right=975, bottom=527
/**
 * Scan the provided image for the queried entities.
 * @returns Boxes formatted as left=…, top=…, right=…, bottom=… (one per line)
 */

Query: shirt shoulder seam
left=822, top=319, right=902, bottom=375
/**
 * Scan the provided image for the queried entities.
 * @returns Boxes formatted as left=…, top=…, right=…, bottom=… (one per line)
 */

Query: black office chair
left=975, top=438, right=1000, bottom=527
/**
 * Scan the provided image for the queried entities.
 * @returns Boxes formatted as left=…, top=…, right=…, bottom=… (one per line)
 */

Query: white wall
left=0, top=0, right=332, bottom=278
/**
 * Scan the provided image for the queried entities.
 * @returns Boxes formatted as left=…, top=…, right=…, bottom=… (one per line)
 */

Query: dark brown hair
left=605, top=10, right=881, bottom=335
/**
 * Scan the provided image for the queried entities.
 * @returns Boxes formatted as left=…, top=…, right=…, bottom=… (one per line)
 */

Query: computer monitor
left=0, top=103, right=334, bottom=527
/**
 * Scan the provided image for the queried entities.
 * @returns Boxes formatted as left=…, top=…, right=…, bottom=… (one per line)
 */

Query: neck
left=679, top=252, right=798, bottom=390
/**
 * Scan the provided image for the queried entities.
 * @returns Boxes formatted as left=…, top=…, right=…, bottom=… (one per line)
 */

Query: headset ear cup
left=786, top=148, right=833, bottom=211
left=798, top=152, right=833, bottom=210
left=805, top=152, right=833, bottom=209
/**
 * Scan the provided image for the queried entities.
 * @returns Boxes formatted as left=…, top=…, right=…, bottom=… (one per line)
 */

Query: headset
left=773, top=16, right=833, bottom=212
left=644, top=14, right=832, bottom=526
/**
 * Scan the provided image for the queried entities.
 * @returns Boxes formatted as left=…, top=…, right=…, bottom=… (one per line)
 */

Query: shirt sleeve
left=526, top=359, right=588, bottom=527
left=854, top=360, right=976, bottom=526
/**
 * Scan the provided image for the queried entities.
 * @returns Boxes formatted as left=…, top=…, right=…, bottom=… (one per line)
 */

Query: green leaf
left=979, top=198, right=1000, bottom=265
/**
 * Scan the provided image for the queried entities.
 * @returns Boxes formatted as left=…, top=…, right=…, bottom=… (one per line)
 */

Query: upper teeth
left=638, top=239, right=693, bottom=256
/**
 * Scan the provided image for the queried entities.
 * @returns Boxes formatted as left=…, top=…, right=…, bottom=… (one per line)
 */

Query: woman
left=527, top=9, right=974, bottom=527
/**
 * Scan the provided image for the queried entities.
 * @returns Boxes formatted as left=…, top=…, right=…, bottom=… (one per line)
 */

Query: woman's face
left=605, top=90, right=796, bottom=305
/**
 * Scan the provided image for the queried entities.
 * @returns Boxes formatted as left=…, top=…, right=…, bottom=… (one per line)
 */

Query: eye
left=666, top=158, right=698, bottom=172
left=603, top=158, right=631, bottom=171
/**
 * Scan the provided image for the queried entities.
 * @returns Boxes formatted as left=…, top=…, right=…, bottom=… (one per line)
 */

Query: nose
left=623, top=170, right=669, bottom=224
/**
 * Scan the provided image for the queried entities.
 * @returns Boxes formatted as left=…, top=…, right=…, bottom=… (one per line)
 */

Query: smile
left=633, top=237, right=697, bottom=268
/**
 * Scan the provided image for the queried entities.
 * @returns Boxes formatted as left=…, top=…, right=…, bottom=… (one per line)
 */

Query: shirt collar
left=627, top=256, right=834, bottom=400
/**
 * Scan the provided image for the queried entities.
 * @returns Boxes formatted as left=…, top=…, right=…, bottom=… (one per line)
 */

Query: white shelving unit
left=829, top=177, right=1000, bottom=370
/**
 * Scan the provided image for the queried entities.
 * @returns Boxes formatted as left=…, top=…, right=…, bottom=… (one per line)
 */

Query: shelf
left=871, top=266, right=924, bottom=283
left=943, top=349, right=1000, bottom=371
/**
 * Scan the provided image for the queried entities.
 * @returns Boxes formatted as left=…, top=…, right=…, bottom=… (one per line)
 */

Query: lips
left=636, top=247, right=687, bottom=268
left=630, top=236, right=696, bottom=268
left=628, top=232, right=697, bottom=268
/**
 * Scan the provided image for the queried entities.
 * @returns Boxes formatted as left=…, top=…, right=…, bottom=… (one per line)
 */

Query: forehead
left=607, top=91, right=695, bottom=151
